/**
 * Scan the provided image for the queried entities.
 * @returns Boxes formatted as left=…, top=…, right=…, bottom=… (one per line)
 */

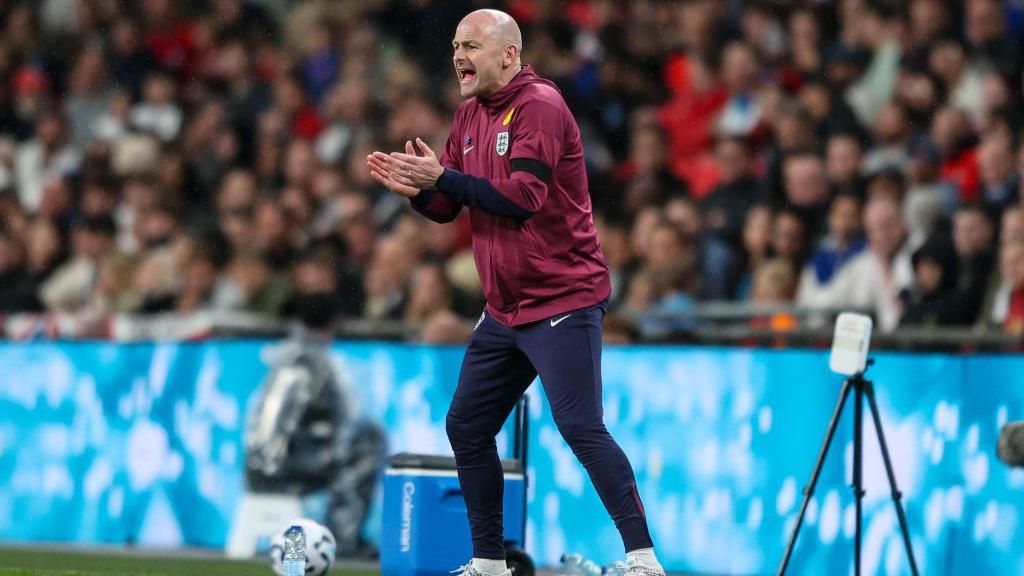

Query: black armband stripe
left=510, top=158, right=553, bottom=183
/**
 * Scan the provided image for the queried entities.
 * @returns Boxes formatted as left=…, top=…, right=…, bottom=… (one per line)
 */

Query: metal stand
left=777, top=360, right=919, bottom=576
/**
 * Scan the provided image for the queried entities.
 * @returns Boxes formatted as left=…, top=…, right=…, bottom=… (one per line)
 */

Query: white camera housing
left=829, top=312, right=873, bottom=376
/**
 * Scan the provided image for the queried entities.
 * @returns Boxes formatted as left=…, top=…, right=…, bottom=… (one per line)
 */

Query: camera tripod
left=777, top=359, right=919, bottom=576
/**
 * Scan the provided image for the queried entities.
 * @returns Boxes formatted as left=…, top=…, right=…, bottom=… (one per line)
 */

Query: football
left=269, top=518, right=336, bottom=576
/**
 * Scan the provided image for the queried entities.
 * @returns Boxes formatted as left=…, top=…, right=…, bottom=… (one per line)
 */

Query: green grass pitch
left=0, top=547, right=378, bottom=576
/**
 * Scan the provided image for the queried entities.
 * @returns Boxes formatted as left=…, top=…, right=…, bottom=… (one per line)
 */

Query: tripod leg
left=863, top=381, right=921, bottom=576
left=777, top=379, right=854, bottom=576
left=853, top=378, right=865, bottom=576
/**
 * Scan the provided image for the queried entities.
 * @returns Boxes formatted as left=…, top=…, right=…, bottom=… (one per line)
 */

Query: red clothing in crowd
left=658, top=53, right=728, bottom=199
left=941, top=147, right=980, bottom=202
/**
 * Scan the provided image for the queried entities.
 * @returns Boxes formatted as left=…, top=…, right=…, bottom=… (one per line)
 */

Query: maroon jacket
left=411, top=66, right=610, bottom=326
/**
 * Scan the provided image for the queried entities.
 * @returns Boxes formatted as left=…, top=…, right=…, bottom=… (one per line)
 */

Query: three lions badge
left=496, top=107, right=515, bottom=156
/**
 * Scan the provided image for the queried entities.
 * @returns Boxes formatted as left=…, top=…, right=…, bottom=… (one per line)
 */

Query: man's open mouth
left=458, top=68, right=476, bottom=84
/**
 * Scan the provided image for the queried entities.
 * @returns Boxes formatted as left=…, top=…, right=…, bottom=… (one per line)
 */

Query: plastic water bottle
left=603, top=561, right=627, bottom=576
left=560, top=553, right=603, bottom=576
left=283, top=525, right=306, bottom=576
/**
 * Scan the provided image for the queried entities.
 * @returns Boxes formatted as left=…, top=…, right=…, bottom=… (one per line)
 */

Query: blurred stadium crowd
left=0, top=0, right=1023, bottom=342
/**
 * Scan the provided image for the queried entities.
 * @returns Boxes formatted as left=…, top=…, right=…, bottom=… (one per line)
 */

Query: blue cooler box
left=380, top=454, right=525, bottom=576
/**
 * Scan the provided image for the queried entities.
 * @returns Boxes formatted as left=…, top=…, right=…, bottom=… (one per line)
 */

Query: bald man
left=368, top=10, right=662, bottom=576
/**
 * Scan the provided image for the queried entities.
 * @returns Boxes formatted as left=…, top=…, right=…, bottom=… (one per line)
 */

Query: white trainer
left=623, top=557, right=667, bottom=576
left=450, top=562, right=512, bottom=576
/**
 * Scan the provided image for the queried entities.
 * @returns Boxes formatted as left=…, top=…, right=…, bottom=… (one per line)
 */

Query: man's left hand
left=385, top=138, right=445, bottom=190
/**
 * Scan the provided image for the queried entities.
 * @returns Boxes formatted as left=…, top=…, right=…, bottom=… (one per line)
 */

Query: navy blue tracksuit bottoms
left=445, top=300, right=654, bottom=559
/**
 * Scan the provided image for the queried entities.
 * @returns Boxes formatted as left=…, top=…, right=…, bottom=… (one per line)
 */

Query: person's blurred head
left=630, top=206, right=661, bottom=260
left=966, top=0, right=1006, bottom=48
left=772, top=101, right=814, bottom=153
left=750, top=258, right=796, bottom=303
left=284, top=139, right=317, bottom=190
left=253, top=200, right=289, bottom=252
left=798, top=80, right=832, bottom=123
left=909, top=0, right=951, bottom=46
left=980, top=71, right=1014, bottom=119
left=139, top=203, right=181, bottom=251
left=907, top=139, right=943, bottom=184
left=950, top=202, right=991, bottom=256
left=406, top=262, right=452, bottom=323
left=664, top=195, right=702, bottom=238
left=68, top=45, right=107, bottom=96
left=217, top=170, right=257, bottom=248
left=865, top=170, right=905, bottom=205
left=597, top=217, right=633, bottom=270
left=999, top=239, right=1024, bottom=289
left=873, top=102, right=910, bottom=145
left=110, top=17, right=140, bottom=56
left=452, top=9, right=523, bottom=99
left=26, top=218, right=63, bottom=273
left=227, top=253, right=271, bottom=298
left=216, top=39, right=250, bottom=85
left=646, top=221, right=694, bottom=270
left=142, top=70, right=176, bottom=105
left=715, top=136, right=753, bottom=184
left=721, top=41, right=759, bottom=94
left=630, top=124, right=668, bottom=174
left=784, top=153, right=829, bottom=207
left=978, top=134, right=1014, bottom=186
left=366, top=235, right=417, bottom=297
left=828, top=193, right=862, bottom=243
left=1002, top=206, right=1024, bottom=245
left=864, top=196, right=907, bottom=260
left=771, top=210, right=806, bottom=264
left=177, top=245, right=220, bottom=307
left=273, top=73, right=309, bottom=116
left=95, top=252, right=137, bottom=301
left=80, top=182, right=118, bottom=217
left=72, top=214, right=116, bottom=260
left=930, top=106, right=972, bottom=154
left=928, top=38, right=967, bottom=87
left=37, top=178, right=74, bottom=220
left=912, top=239, right=957, bottom=296
left=826, top=133, right=863, bottom=184
left=342, top=212, right=377, bottom=266
left=36, top=111, right=68, bottom=150
left=788, top=7, right=821, bottom=49
left=896, top=69, right=942, bottom=122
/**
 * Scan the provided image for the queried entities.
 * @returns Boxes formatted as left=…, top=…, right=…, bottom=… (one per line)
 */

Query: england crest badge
left=496, top=131, right=509, bottom=156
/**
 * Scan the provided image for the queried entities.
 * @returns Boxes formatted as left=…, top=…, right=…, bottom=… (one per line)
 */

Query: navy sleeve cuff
left=436, top=168, right=533, bottom=221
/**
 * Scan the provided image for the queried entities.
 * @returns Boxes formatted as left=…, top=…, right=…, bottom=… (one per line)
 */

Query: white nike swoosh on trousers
left=550, top=314, right=572, bottom=327
left=462, top=146, right=474, bottom=154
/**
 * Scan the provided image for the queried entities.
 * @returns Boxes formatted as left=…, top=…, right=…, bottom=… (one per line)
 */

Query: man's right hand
left=366, top=141, right=425, bottom=198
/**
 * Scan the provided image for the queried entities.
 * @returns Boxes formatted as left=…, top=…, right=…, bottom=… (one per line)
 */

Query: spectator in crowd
left=953, top=203, right=997, bottom=324
left=799, top=194, right=913, bottom=332
left=15, top=111, right=80, bottom=213
left=797, top=193, right=865, bottom=302
left=40, top=214, right=116, bottom=313
left=982, top=238, right=1024, bottom=335
left=826, top=132, right=866, bottom=197
left=735, top=204, right=773, bottom=300
left=900, top=237, right=970, bottom=327
left=702, top=136, right=759, bottom=248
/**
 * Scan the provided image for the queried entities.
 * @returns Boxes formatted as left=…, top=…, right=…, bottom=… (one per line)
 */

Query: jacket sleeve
left=435, top=100, right=564, bottom=221
left=410, top=124, right=464, bottom=224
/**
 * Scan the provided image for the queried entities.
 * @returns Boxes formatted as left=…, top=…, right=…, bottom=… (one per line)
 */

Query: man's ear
left=503, top=44, right=519, bottom=68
